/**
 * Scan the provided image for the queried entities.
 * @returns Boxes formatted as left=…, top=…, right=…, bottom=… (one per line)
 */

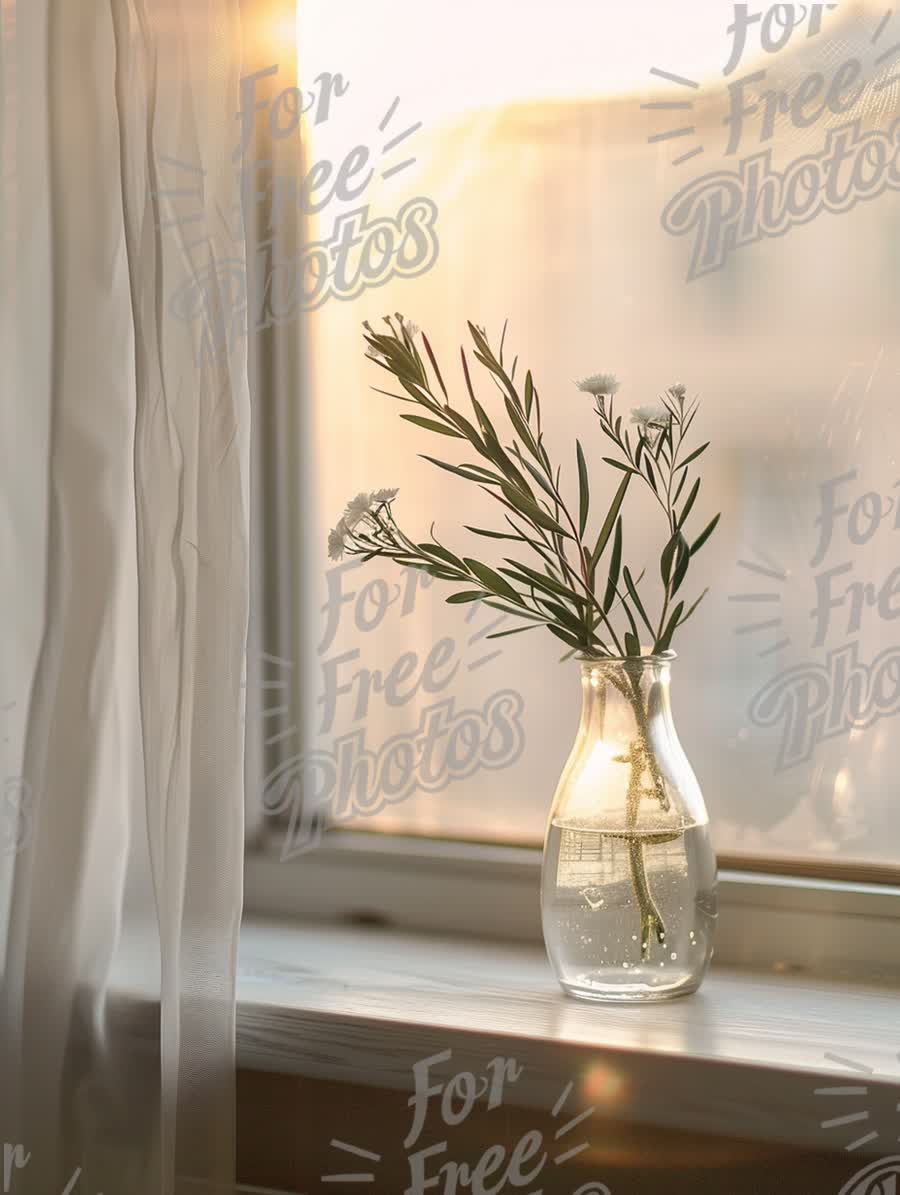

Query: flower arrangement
left=328, top=315, right=719, bottom=661
left=327, top=317, right=722, bottom=975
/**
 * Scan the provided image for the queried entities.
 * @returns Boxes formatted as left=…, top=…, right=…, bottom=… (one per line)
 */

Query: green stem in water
left=627, top=837, right=667, bottom=963
left=613, top=663, right=669, bottom=962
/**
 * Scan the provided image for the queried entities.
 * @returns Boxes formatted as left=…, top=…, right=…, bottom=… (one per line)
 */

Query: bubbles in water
left=543, top=822, right=717, bottom=999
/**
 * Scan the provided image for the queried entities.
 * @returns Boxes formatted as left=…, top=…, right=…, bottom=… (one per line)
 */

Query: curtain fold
left=1, top=2, right=249, bottom=1192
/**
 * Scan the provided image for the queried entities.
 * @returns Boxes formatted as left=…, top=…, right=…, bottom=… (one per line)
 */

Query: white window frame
left=238, top=21, right=900, bottom=980
left=243, top=828, right=900, bottom=978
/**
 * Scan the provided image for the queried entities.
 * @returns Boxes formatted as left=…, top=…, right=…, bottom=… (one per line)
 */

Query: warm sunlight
left=297, top=0, right=735, bottom=121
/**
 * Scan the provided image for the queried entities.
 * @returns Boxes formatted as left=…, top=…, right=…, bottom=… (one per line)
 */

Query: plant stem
left=612, top=664, right=669, bottom=962
left=627, top=838, right=665, bottom=963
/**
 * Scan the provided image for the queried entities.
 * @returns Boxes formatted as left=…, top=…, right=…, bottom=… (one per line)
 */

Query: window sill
left=234, top=914, right=897, bottom=1159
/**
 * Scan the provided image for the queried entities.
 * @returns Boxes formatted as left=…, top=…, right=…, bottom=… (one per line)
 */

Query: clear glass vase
left=541, top=653, right=717, bottom=1002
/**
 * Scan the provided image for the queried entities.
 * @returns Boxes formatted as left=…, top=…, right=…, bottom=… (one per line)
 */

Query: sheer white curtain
left=0, top=2, right=248, bottom=1193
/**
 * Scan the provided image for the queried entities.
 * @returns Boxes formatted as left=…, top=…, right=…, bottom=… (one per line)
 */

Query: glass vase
left=541, top=653, right=717, bottom=1002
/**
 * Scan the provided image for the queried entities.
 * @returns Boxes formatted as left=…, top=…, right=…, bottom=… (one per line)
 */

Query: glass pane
left=253, top=0, right=900, bottom=871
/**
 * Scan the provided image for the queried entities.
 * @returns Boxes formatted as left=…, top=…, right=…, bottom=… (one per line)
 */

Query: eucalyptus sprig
left=328, top=315, right=720, bottom=661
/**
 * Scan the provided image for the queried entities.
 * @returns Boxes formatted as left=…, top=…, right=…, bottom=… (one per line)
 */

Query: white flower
left=392, top=313, right=419, bottom=338
left=343, top=492, right=374, bottom=528
left=328, top=520, right=349, bottom=561
left=371, top=487, right=399, bottom=506
left=631, top=405, right=672, bottom=438
left=668, top=383, right=686, bottom=400
left=576, top=373, right=620, bottom=398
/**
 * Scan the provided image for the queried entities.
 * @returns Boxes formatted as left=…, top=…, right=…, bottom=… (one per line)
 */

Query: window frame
left=240, top=17, right=900, bottom=973
left=243, top=828, right=900, bottom=978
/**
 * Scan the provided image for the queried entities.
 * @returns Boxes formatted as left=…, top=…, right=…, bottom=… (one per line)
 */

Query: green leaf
left=486, top=623, right=541, bottom=640
left=446, top=591, right=483, bottom=604
left=418, top=543, right=465, bottom=570
left=677, top=587, right=709, bottom=626
left=463, top=558, right=523, bottom=605
left=618, top=588, right=640, bottom=642
left=420, top=333, right=448, bottom=400
left=525, top=592, right=585, bottom=633
left=602, top=457, right=638, bottom=474
left=643, top=455, right=657, bottom=491
left=624, top=631, right=641, bottom=656
left=420, top=455, right=501, bottom=485
left=672, top=468, right=689, bottom=506
left=690, top=513, right=721, bottom=557
left=470, top=394, right=498, bottom=440
left=466, top=407, right=534, bottom=494
left=671, top=535, right=692, bottom=595
left=524, top=371, right=534, bottom=419
left=590, top=473, right=631, bottom=574
left=499, top=484, right=571, bottom=537
left=660, top=533, right=675, bottom=587
left=398, top=378, right=439, bottom=406
left=400, top=414, right=463, bottom=437
left=464, top=525, right=522, bottom=541
left=655, top=601, right=685, bottom=653
left=482, top=599, right=544, bottom=622
left=576, top=440, right=590, bottom=538
left=371, top=385, right=418, bottom=404
left=443, top=406, right=486, bottom=449
left=675, top=441, right=710, bottom=471
left=474, top=350, right=520, bottom=406
left=517, top=456, right=558, bottom=502
left=681, top=404, right=700, bottom=440
left=505, top=397, right=537, bottom=453
left=676, top=477, right=701, bottom=530
left=460, top=463, right=505, bottom=483
left=548, top=624, right=585, bottom=651
left=501, top=560, right=579, bottom=603
left=623, top=566, right=656, bottom=638
left=460, top=345, right=481, bottom=408
left=603, top=518, right=623, bottom=612
left=660, top=531, right=687, bottom=587
left=467, top=321, right=493, bottom=359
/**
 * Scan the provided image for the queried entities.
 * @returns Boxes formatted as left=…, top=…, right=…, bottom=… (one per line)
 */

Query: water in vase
left=542, top=820, right=717, bottom=1001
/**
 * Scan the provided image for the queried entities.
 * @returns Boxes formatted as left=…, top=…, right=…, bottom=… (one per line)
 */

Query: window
left=244, top=0, right=900, bottom=894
